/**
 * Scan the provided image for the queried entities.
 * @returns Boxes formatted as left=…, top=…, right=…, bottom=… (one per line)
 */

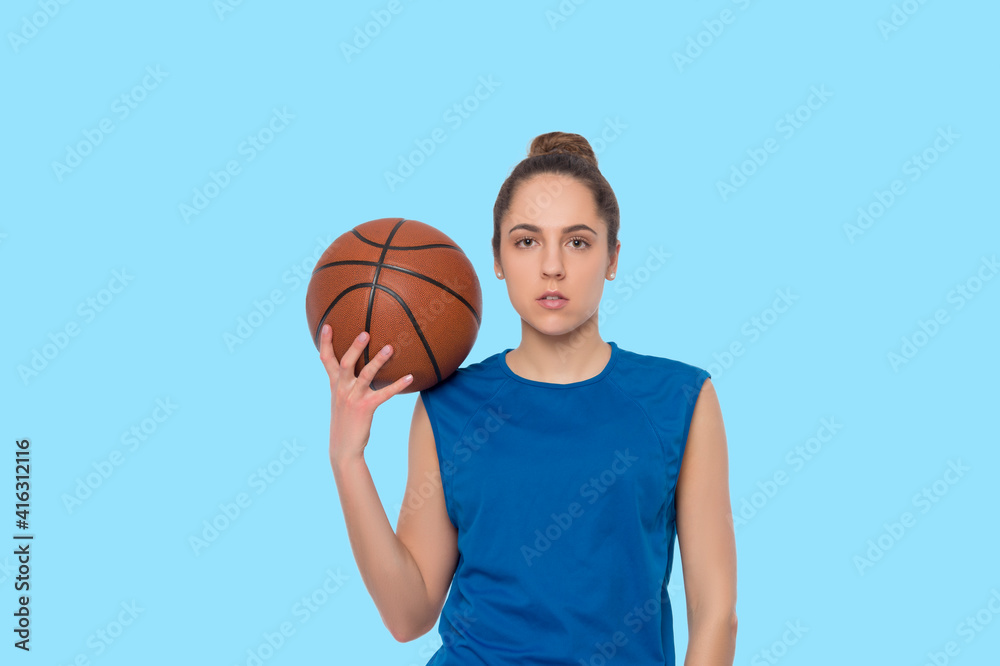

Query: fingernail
left=322, top=324, right=330, bottom=335
left=380, top=344, right=391, bottom=355
left=357, top=331, right=367, bottom=341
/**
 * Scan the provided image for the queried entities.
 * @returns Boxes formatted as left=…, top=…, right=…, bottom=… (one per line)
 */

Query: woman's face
left=494, top=172, right=619, bottom=339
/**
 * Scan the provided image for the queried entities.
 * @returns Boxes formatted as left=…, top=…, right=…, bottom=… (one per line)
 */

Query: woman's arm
left=676, top=378, right=738, bottom=665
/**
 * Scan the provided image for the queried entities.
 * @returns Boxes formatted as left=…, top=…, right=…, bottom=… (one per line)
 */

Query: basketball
left=305, top=217, right=483, bottom=393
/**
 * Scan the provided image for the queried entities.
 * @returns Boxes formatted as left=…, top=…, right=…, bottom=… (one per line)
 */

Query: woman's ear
left=607, top=240, right=621, bottom=278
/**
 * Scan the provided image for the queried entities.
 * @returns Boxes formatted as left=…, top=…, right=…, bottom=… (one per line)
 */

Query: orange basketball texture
left=305, top=218, right=483, bottom=393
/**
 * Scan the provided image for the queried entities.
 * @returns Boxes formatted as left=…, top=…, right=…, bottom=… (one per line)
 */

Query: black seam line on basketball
left=311, top=260, right=481, bottom=325
left=349, top=229, right=462, bottom=253
left=314, top=283, right=370, bottom=347
left=313, top=282, right=443, bottom=384
left=373, top=283, right=442, bottom=383
left=364, top=219, right=408, bottom=366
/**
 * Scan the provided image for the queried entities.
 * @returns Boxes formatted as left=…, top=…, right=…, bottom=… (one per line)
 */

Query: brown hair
left=492, top=131, right=620, bottom=261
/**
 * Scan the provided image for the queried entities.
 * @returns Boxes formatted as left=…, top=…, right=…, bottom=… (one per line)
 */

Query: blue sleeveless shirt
left=419, top=341, right=711, bottom=665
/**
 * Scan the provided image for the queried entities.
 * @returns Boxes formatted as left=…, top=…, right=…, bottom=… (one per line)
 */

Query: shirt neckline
left=499, top=341, right=619, bottom=389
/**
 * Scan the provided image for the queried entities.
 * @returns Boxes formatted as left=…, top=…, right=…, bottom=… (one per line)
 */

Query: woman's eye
left=515, top=237, right=590, bottom=249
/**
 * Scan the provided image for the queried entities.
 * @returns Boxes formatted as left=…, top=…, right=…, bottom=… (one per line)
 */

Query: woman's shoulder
left=420, top=346, right=506, bottom=397
left=615, top=343, right=711, bottom=381
left=611, top=344, right=712, bottom=419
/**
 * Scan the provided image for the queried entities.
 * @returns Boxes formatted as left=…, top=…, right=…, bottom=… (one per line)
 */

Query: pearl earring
left=609, top=273, right=615, bottom=279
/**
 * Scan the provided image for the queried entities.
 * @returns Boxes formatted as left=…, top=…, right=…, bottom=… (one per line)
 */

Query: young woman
left=322, top=132, right=737, bottom=665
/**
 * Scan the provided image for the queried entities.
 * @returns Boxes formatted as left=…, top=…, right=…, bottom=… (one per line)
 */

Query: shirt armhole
left=676, top=368, right=712, bottom=487
left=420, top=390, right=459, bottom=529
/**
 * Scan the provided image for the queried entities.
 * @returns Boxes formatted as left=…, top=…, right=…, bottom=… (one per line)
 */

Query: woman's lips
left=537, top=297, right=568, bottom=309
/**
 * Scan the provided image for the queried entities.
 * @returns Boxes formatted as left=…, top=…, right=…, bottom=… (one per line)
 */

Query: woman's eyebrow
left=507, top=223, right=597, bottom=236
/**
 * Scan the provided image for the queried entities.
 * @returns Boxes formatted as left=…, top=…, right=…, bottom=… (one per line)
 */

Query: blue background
left=4, top=0, right=998, bottom=664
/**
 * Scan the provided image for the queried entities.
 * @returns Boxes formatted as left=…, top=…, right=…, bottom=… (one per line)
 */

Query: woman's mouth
left=537, top=295, right=568, bottom=309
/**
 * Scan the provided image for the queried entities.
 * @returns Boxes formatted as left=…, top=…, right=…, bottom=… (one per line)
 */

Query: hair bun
left=527, top=131, right=598, bottom=168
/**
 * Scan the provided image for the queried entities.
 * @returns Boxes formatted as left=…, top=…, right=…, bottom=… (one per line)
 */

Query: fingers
left=338, top=329, right=371, bottom=375
left=320, top=325, right=412, bottom=402
left=356, top=340, right=395, bottom=385
left=318, top=324, right=342, bottom=376
left=319, top=324, right=336, bottom=361
left=355, top=341, right=414, bottom=404
left=370, top=369, right=415, bottom=407
left=320, top=325, right=368, bottom=383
